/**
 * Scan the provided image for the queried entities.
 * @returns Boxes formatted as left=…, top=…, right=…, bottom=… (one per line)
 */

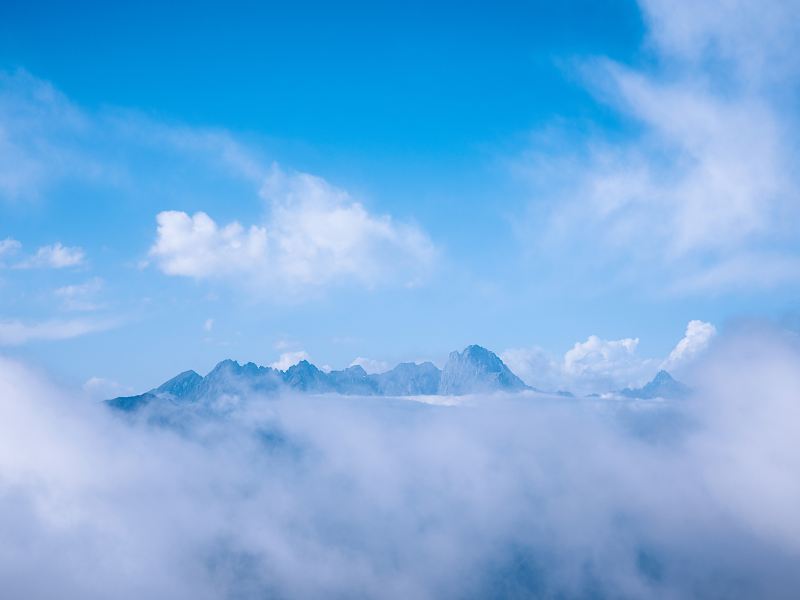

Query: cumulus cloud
left=503, top=335, right=652, bottom=393
left=150, top=211, right=268, bottom=278
left=523, top=0, right=800, bottom=293
left=269, top=350, right=310, bottom=371
left=503, top=319, right=714, bottom=393
left=662, top=319, right=717, bottom=373
left=1, top=327, right=799, bottom=598
left=563, top=335, right=652, bottom=386
left=0, top=317, right=115, bottom=345
left=500, top=345, right=563, bottom=390
left=150, top=166, right=436, bottom=292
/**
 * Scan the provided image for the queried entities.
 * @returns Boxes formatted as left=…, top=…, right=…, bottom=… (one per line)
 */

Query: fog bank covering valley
left=1, top=326, right=799, bottom=599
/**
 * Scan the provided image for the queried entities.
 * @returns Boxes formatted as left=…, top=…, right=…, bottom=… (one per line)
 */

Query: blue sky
left=1, top=0, right=799, bottom=394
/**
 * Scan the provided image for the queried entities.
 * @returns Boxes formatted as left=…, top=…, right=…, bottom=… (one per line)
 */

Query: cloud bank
left=1, top=326, right=799, bottom=598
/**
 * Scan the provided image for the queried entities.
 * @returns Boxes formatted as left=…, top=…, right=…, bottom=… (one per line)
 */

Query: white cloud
left=150, top=166, right=436, bottom=293
left=501, top=346, right=563, bottom=391
left=0, top=318, right=114, bottom=345
left=260, top=166, right=436, bottom=287
left=270, top=350, right=310, bottom=371
left=524, top=0, right=800, bottom=293
left=54, top=278, right=104, bottom=311
left=0, top=237, right=21, bottom=262
left=0, top=239, right=86, bottom=270
left=503, top=335, right=654, bottom=394
left=639, top=0, right=800, bottom=82
left=1, top=71, right=436, bottom=295
left=203, top=318, right=214, bottom=332
left=17, top=242, right=85, bottom=269
left=504, top=319, right=715, bottom=394
left=349, top=357, right=390, bottom=374
left=563, top=335, right=655, bottom=392
left=2, top=328, right=800, bottom=597
left=150, top=211, right=268, bottom=279
left=662, top=320, right=716, bottom=373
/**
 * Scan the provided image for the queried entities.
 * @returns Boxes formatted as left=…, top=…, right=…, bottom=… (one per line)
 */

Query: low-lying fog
left=1, top=327, right=799, bottom=599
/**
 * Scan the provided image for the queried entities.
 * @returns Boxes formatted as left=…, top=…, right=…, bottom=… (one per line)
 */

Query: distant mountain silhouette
left=106, top=348, right=695, bottom=412
left=617, top=370, right=690, bottom=400
left=106, top=344, right=532, bottom=411
left=372, top=362, right=441, bottom=395
left=439, top=345, right=529, bottom=395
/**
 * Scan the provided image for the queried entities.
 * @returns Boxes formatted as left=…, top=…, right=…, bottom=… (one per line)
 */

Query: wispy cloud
left=0, top=317, right=116, bottom=345
left=0, top=237, right=21, bottom=262
left=1, top=239, right=86, bottom=270
left=0, top=69, right=263, bottom=202
left=0, top=70, right=438, bottom=298
left=16, top=242, right=85, bottom=269
left=520, top=0, right=800, bottom=294
left=54, top=278, right=104, bottom=311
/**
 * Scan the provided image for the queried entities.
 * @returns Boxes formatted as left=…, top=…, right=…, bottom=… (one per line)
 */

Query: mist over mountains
left=3, top=327, right=800, bottom=599
left=108, top=344, right=687, bottom=411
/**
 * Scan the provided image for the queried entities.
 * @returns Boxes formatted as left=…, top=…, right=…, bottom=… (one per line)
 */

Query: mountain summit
left=618, top=370, right=690, bottom=400
left=439, top=345, right=529, bottom=395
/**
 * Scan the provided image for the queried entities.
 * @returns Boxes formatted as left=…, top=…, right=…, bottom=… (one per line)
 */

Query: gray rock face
left=438, top=345, right=529, bottom=395
left=283, top=360, right=332, bottom=393
left=155, top=370, right=203, bottom=397
left=198, top=360, right=283, bottom=399
left=371, top=362, right=441, bottom=395
left=329, top=365, right=379, bottom=395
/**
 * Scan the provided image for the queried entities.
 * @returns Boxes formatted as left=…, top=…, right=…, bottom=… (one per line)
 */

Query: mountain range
left=107, top=344, right=689, bottom=410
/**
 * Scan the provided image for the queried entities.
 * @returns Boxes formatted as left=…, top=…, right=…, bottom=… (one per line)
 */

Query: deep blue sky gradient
left=2, top=1, right=793, bottom=391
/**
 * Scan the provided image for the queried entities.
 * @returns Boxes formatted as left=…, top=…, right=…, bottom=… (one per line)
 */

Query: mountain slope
left=371, top=362, right=441, bottom=395
left=618, top=370, right=690, bottom=400
left=106, top=344, right=531, bottom=410
left=439, top=345, right=529, bottom=395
